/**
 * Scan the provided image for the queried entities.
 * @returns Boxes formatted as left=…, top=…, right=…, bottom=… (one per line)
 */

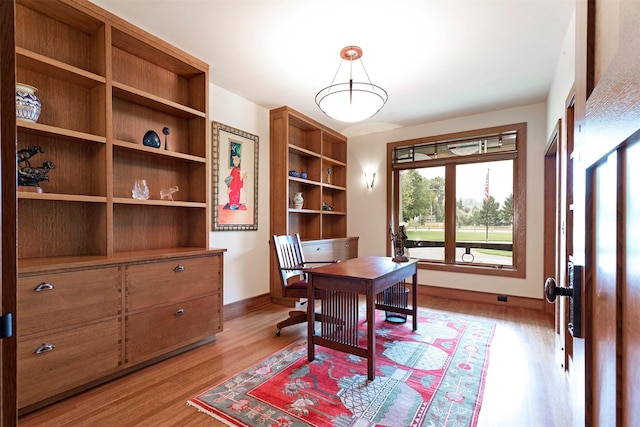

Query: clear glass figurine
left=132, top=179, right=150, bottom=200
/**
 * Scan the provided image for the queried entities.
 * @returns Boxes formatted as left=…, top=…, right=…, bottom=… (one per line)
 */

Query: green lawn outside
left=476, top=248, right=513, bottom=257
left=405, top=229, right=513, bottom=243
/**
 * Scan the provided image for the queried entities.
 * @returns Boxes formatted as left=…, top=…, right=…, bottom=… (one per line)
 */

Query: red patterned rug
left=188, top=309, right=495, bottom=426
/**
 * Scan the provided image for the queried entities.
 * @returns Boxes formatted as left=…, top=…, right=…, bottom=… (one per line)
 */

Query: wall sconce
left=364, top=171, right=376, bottom=189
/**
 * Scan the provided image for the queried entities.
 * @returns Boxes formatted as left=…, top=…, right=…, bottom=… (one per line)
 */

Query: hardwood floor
left=18, top=295, right=574, bottom=426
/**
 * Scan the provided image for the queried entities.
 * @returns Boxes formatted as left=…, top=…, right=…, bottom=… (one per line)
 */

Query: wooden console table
left=306, top=256, right=418, bottom=380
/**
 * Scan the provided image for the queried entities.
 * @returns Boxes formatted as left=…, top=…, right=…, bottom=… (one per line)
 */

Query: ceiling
left=90, top=0, right=575, bottom=137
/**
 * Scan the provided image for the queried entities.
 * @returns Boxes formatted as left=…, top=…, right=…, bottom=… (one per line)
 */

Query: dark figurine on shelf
left=163, top=126, right=170, bottom=150
left=16, top=145, right=44, bottom=168
left=17, top=145, right=55, bottom=188
left=322, top=202, right=334, bottom=211
left=389, top=224, right=409, bottom=262
left=18, top=161, right=55, bottom=187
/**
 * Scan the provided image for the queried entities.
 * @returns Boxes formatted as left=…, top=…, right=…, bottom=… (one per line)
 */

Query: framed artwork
left=212, top=121, right=258, bottom=231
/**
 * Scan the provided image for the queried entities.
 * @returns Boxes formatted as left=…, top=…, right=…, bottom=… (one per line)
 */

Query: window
left=388, top=123, right=526, bottom=277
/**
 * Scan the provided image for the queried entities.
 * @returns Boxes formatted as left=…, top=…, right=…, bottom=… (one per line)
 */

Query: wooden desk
left=306, top=256, right=418, bottom=380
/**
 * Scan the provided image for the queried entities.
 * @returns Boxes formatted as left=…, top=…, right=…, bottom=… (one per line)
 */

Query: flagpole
left=485, top=168, right=490, bottom=243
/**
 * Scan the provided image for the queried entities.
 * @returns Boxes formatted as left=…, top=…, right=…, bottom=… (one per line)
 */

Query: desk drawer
left=18, top=317, right=121, bottom=408
left=126, top=254, right=221, bottom=311
left=125, top=294, right=221, bottom=364
left=18, top=267, right=122, bottom=336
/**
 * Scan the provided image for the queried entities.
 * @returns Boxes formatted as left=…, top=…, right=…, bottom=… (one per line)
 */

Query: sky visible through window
left=418, top=160, right=512, bottom=204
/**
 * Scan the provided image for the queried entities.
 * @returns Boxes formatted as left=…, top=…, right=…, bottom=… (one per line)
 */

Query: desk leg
left=308, top=277, right=315, bottom=362
left=366, top=289, right=376, bottom=380
left=412, top=272, right=418, bottom=331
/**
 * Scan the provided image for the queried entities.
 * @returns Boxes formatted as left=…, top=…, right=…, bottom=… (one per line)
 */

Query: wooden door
left=543, top=120, right=568, bottom=369
left=584, top=134, right=639, bottom=426
left=585, top=152, right=618, bottom=424
left=574, top=1, right=640, bottom=424
left=1, top=0, right=18, bottom=424
left=622, top=138, right=640, bottom=425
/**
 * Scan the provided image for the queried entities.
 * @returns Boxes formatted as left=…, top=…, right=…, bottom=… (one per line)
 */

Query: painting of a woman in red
left=224, top=142, right=247, bottom=210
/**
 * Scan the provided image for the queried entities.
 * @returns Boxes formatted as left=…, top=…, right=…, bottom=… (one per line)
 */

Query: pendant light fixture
left=315, top=46, right=388, bottom=123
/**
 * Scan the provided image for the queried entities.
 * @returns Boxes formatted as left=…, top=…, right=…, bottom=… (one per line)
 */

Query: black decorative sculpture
left=162, top=126, right=170, bottom=150
left=389, top=224, right=409, bottom=262
left=17, top=144, right=43, bottom=167
left=17, top=145, right=55, bottom=187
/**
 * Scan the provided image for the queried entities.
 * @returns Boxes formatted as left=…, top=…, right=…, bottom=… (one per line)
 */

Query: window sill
left=416, top=259, right=525, bottom=278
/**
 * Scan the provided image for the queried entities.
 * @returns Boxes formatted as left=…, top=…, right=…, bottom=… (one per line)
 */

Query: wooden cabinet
left=270, top=107, right=348, bottom=241
left=16, top=0, right=209, bottom=262
left=17, top=267, right=122, bottom=336
left=18, top=317, right=122, bottom=409
left=17, top=266, right=123, bottom=409
left=14, top=0, right=223, bottom=413
left=17, top=250, right=223, bottom=412
left=126, top=293, right=220, bottom=364
left=269, top=106, right=358, bottom=304
left=125, top=255, right=223, bottom=364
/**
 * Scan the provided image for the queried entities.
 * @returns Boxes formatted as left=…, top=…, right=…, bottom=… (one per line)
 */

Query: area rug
left=188, top=309, right=495, bottom=427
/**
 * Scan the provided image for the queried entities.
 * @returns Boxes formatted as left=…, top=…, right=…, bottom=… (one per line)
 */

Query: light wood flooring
left=18, top=295, right=574, bottom=426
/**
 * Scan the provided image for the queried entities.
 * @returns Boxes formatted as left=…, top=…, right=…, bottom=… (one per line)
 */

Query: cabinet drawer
left=126, top=255, right=221, bottom=311
left=125, top=294, right=221, bottom=364
left=18, top=267, right=122, bottom=336
left=303, top=237, right=358, bottom=262
left=303, top=242, right=335, bottom=262
left=18, top=317, right=122, bottom=408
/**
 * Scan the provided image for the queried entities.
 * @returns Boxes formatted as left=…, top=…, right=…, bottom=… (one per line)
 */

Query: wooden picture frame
left=212, top=122, right=258, bottom=231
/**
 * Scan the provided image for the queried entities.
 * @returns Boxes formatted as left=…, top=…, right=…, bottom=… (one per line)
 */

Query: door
left=574, top=1, right=640, bottom=425
left=585, top=152, right=618, bottom=424
left=543, top=120, right=568, bottom=369
left=621, top=138, right=640, bottom=426
left=584, top=134, right=639, bottom=426
left=1, top=0, right=18, bottom=424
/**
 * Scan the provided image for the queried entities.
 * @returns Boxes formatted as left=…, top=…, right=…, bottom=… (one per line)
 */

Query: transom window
left=387, top=123, right=526, bottom=277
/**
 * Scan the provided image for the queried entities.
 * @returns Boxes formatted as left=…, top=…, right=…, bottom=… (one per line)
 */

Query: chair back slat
left=273, top=234, right=307, bottom=287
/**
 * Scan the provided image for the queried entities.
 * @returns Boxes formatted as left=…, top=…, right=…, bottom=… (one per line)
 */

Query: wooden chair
left=272, top=234, right=338, bottom=336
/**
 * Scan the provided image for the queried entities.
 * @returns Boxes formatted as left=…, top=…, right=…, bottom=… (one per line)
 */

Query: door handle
left=544, top=261, right=582, bottom=338
left=544, top=277, right=573, bottom=302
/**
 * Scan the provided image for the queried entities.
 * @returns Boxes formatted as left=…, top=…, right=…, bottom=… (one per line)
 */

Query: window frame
left=387, top=122, right=527, bottom=278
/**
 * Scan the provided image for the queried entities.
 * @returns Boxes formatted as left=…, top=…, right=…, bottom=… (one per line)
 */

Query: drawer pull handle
left=174, top=308, right=185, bottom=317
left=34, top=343, right=55, bottom=355
left=34, top=282, right=54, bottom=292
left=174, top=265, right=185, bottom=272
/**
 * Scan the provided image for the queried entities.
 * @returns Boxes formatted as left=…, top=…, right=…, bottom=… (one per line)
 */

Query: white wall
left=547, top=8, right=576, bottom=139
left=209, top=84, right=271, bottom=304
left=211, top=8, right=576, bottom=304
left=347, top=103, right=548, bottom=299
